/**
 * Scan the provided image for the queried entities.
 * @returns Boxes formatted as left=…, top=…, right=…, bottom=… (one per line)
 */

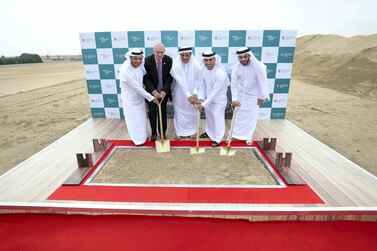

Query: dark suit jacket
left=143, top=54, right=173, bottom=95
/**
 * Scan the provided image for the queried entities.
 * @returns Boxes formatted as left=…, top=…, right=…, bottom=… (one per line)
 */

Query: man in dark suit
left=143, top=43, right=173, bottom=141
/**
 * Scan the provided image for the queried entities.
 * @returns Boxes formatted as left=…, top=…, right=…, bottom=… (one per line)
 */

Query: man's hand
left=188, top=96, right=196, bottom=105
left=232, top=101, right=241, bottom=107
left=152, top=97, right=159, bottom=105
left=257, top=99, right=265, bottom=106
left=152, top=90, right=161, bottom=99
left=195, top=99, right=204, bottom=110
left=160, top=91, right=167, bottom=100
left=193, top=94, right=198, bottom=101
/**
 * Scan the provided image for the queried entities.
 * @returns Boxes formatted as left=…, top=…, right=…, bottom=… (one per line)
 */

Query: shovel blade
left=190, top=147, right=205, bottom=154
left=220, top=146, right=236, bottom=156
left=155, top=140, right=170, bottom=153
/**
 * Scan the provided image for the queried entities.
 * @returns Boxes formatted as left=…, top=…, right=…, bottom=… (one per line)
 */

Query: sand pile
left=293, top=34, right=377, bottom=98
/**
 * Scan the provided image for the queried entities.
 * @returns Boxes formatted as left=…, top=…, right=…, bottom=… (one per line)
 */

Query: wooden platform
left=0, top=118, right=376, bottom=221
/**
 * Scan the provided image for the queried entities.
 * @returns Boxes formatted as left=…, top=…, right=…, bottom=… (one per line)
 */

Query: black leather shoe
left=211, top=141, right=219, bottom=147
left=150, top=134, right=157, bottom=141
left=199, top=132, right=209, bottom=138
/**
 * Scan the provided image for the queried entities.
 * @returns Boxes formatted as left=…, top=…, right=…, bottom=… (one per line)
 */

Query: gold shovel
left=190, top=109, right=205, bottom=154
left=155, top=98, right=170, bottom=153
left=220, top=106, right=239, bottom=156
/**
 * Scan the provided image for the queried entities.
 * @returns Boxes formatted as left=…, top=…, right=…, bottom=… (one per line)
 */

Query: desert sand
left=0, top=62, right=85, bottom=97
left=0, top=34, right=376, bottom=178
left=92, top=148, right=276, bottom=185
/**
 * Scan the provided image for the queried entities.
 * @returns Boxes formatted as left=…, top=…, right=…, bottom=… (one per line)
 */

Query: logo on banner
left=82, top=49, right=98, bottom=64
left=128, top=31, right=145, bottom=47
left=103, top=94, right=119, bottom=108
left=278, top=68, right=290, bottom=74
left=113, top=36, right=127, bottom=42
left=248, top=35, right=261, bottom=42
left=180, top=35, right=194, bottom=41
left=161, top=31, right=178, bottom=47
left=146, top=36, right=159, bottom=41
left=274, top=79, right=290, bottom=93
left=87, top=80, right=102, bottom=94
left=229, top=30, right=246, bottom=46
left=99, top=65, right=115, bottom=79
left=213, top=47, right=228, bottom=63
left=112, top=48, right=128, bottom=64
left=95, top=32, right=112, bottom=48
left=271, top=108, right=286, bottom=119
left=263, top=30, right=281, bottom=47
left=278, top=47, right=295, bottom=63
left=91, top=108, right=106, bottom=118
left=90, top=95, right=104, bottom=108
left=195, top=31, right=212, bottom=47
left=105, top=108, right=120, bottom=118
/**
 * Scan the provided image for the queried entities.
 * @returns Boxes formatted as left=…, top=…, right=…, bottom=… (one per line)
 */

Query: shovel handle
left=158, top=97, right=164, bottom=142
left=196, top=109, right=201, bottom=148
left=227, top=106, right=239, bottom=148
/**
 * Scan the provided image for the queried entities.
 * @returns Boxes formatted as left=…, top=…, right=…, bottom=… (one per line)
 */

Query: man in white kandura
left=231, top=47, right=270, bottom=145
left=170, top=46, right=201, bottom=139
left=118, top=48, right=159, bottom=146
left=196, top=50, right=230, bottom=147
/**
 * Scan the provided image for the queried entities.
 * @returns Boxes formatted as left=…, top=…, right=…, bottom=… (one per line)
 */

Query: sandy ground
left=0, top=63, right=90, bottom=175
left=287, top=79, right=377, bottom=175
left=0, top=62, right=85, bottom=97
left=92, top=148, right=276, bottom=185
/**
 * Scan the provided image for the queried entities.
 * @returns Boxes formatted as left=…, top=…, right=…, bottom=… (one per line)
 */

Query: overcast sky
left=1, top=0, right=376, bottom=56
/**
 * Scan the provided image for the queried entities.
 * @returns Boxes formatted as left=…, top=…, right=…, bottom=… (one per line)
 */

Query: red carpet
left=0, top=214, right=376, bottom=251
left=48, top=140, right=324, bottom=204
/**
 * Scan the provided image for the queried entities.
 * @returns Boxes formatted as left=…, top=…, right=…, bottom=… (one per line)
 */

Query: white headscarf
left=202, top=50, right=230, bottom=87
left=171, top=47, right=200, bottom=95
left=201, top=50, right=226, bottom=71
left=118, top=48, right=145, bottom=82
left=234, top=47, right=270, bottom=100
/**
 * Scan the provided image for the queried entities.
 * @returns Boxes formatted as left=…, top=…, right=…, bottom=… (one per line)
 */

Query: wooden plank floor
left=0, top=118, right=376, bottom=208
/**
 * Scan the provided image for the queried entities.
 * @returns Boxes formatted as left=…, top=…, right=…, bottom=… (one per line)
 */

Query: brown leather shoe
left=150, top=134, right=157, bottom=141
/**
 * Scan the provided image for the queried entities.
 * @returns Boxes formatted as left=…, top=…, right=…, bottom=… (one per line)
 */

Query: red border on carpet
left=48, top=140, right=324, bottom=204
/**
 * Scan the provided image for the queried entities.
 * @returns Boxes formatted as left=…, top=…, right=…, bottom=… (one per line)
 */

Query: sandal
left=199, top=132, right=209, bottom=138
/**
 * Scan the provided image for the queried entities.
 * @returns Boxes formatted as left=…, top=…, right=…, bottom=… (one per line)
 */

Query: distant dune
left=293, top=34, right=377, bottom=98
